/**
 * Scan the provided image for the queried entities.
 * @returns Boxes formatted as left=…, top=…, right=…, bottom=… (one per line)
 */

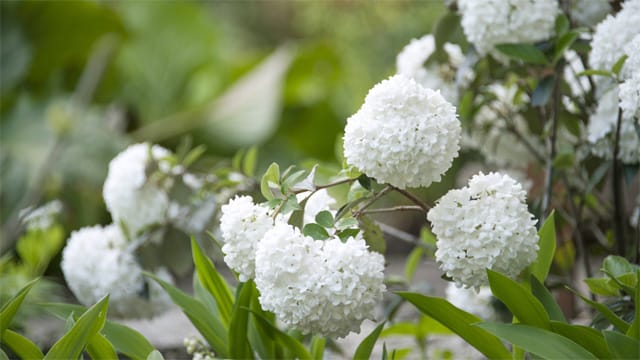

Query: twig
left=361, top=205, right=425, bottom=215
left=353, top=185, right=393, bottom=217
left=391, top=186, right=431, bottom=212
left=541, top=65, right=562, bottom=220
left=612, top=108, right=626, bottom=257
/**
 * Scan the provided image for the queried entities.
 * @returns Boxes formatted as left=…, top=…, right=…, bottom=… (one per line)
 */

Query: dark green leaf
left=555, top=14, right=569, bottom=35
left=337, top=228, right=360, bottom=241
left=359, top=216, right=385, bottom=254
left=303, top=223, right=330, bottom=240
left=531, top=211, right=556, bottom=283
left=487, top=270, right=551, bottom=329
left=552, top=151, right=574, bottom=169
left=549, top=321, right=611, bottom=359
left=229, top=282, right=254, bottom=359
left=570, top=289, right=630, bottom=332
left=1, top=329, right=44, bottom=359
left=553, top=31, right=578, bottom=63
left=495, top=43, right=548, bottom=65
left=396, top=292, right=511, bottom=359
left=353, top=321, right=385, bottom=360
left=627, top=270, right=640, bottom=339
left=530, top=275, right=566, bottom=322
left=0, top=278, right=38, bottom=332
left=357, top=174, right=372, bottom=191
left=248, top=310, right=311, bottom=360
left=612, top=55, right=628, bottom=76
left=247, top=289, right=279, bottom=359
left=86, top=332, right=118, bottom=360
left=476, top=323, right=598, bottom=359
left=532, top=75, right=555, bottom=107
left=604, top=330, right=640, bottom=359
left=315, top=210, right=334, bottom=228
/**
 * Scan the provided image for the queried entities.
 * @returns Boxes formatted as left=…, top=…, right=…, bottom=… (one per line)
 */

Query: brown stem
left=353, top=186, right=393, bottom=218
left=361, top=205, right=425, bottom=215
left=391, top=187, right=431, bottom=212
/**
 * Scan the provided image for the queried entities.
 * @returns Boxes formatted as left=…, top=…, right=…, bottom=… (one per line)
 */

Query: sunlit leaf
left=488, top=270, right=550, bottom=329
left=353, top=321, right=385, bottom=360
left=1, top=329, right=44, bottom=359
left=0, top=278, right=38, bottom=333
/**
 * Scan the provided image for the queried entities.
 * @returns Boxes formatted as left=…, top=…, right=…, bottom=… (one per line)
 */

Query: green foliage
left=495, top=43, right=548, bottom=65
left=530, top=211, right=556, bottom=283
left=353, top=321, right=385, bottom=360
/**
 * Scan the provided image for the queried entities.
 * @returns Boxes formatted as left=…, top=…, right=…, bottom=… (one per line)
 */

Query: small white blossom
left=458, top=0, right=558, bottom=61
left=103, top=143, right=171, bottom=237
left=254, top=223, right=386, bottom=338
left=61, top=224, right=172, bottom=318
left=445, top=283, right=497, bottom=320
left=343, top=75, right=461, bottom=189
left=427, top=172, right=539, bottom=289
left=219, top=195, right=280, bottom=281
left=619, top=74, right=640, bottom=121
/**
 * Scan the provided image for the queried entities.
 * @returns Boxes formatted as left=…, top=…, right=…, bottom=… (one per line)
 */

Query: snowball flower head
left=254, top=223, right=386, bottom=338
left=103, top=143, right=171, bottom=237
left=427, top=172, right=539, bottom=288
left=446, top=283, right=497, bottom=320
left=458, top=0, right=558, bottom=61
left=219, top=195, right=280, bottom=281
left=61, top=224, right=172, bottom=318
left=343, top=74, right=461, bottom=189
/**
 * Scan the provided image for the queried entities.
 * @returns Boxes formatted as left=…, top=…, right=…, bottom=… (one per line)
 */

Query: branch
left=391, top=187, right=431, bottom=212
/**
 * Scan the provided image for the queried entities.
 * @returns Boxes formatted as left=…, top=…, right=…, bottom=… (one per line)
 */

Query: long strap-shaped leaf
left=353, top=321, right=385, bottom=360
left=0, top=278, right=39, bottom=333
left=229, top=281, right=254, bottom=359
left=1, top=329, right=44, bottom=359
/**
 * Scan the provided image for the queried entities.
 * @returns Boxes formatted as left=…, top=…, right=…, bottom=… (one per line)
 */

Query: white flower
left=427, top=172, right=539, bottom=288
left=103, top=143, right=171, bottom=237
left=254, top=223, right=386, bottom=338
left=61, top=224, right=172, bottom=318
left=219, top=195, right=280, bottom=281
left=297, top=189, right=337, bottom=225
left=19, top=200, right=63, bottom=231
left=569, top=0, right=611, bottom=27
left=445, top=283, right=497, bottom=320
left=589, top=0, right=640, bottom=79
left=458, top=0, right=558, bottom=61
left=623, top=35, right=640, bottom=77
left=396, top=34, right=471, bottom=102
left=619, top=74, right=640, bottom=121
left=343, top=74, right=461, bottom=189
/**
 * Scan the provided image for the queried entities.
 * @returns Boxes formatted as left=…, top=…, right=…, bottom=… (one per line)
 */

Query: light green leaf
left=477, top=323, right=598, bottom=359
left=315, top=210, right=334, bottom=228
left=552, top=151, right=574, bottom=169
left=396, top=292, right=510, bottom=359
left=310, top=336, right=326, bottom=360
left=229, top=281, right=254, bottom=360
left=602, top=255, right=635, bottom=278
left=584, top=277, right=620, bottom=297
left=86, top=332, right=118, bottom=360
left=0, top=278, right=38, bottom=333
left=191, top=237, right=234, bottom=326
left=45, top=295, right=109, bottom=360
left=571, top=289, right=630, bottom=332
left=1, top=329, right=44, bottom=359
left=530, top=275, right=566, bottom=323
left=549, top=321, right=611, bottom=359
left=495, top=43, right=548, bottom=65
left=577, top=69, right=614, bottom=77
left=353, top=321, right=385, bottom=360
left=260, top=162, right=280, bottom=200
left=146, top=350, right=165, bottom=360
left=612, top=55, right=628, bottom=76
left=604, top=330, right=640, bottom=359
left=487, top=270, right=551, bottom=329
left=531, top=211, right=556, bottom=282
left=242, top=146, right=258, bottom=177
left=404, top=247, right=424, bottom=283
left=303, top=223, right=330, bottom=240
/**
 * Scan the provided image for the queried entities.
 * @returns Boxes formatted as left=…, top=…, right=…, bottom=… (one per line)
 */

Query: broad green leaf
left=549, top=321, right=611, bottom=359
left=0, top=278, right=38, bottom=332
left=41, top=302, right=155, bottom=360
left=86, top=332, right=118, bottom=360
left=45, top=295, right=109, bottom=360
left=315, top=210, right=334, bottom=228
left=602, top=255, right=635, bottom=278
left=604, top=330, right=640, bottom=359
left=495, top=43, right=548, bottom=65
left=487, top=270, right=550, bottom=329
left=1, top=329, right=44, bottom=359
left=396, top=292, right=510, bottom=359
left=353, top=321, right=385, bottom=360
left=531, top=75, right=555, bottom=107
left=380, top=316, right=451, bottom=338
left=229, top=281, right=254, bottom=360
left=303, top=223, right=330, bottom=240
left=627, top=270, right=640, bottom=339
left=477, top=323, right=598, bottom=360
left=584, top=277, right=620, bottom=297
left=531, top=211, right=556, bottom=282
left=145, top=273, right=229, bottom=358
left=530, top=275, right=566, bottom=323
left=191, top=237, right=234, bottom=326
left=260, top=162, right=280, bottom=200
left=249, top=310, right=311, bottom=360
left=571, top=289, right=630, bottom=332
left=310, top=336, right=326, bottom=360
left=146, top=350, right=165, bottom=360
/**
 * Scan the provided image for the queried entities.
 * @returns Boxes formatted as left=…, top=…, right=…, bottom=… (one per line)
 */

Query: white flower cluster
left=254, top=223, right=385, bottom=338
left=61, top=224, right=172, bottom=318
left=427, top=172, right=539, bottom=289
left=458, top=0, right=558, bottom=61
left=103, top=143, right=171, bottom=236
left=396, top=34, right=472, bottom=102
left=445, top=283, right=496, bottom=320
left=343, top=74, right=461, bottom=189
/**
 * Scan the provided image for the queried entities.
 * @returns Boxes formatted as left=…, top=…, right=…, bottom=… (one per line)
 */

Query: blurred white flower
left=103, top=143, right=172, bottom=237
left=61, top=224, right=172, bottom=318
left=619, top=74, right=640, bottom=121
left=343, top=74, right=460, bottom=189
left=219, top=195, right=280, bottom=281
left=568, top=0, right=611, bottom=27
left=20, top=200, right=63, bottom=231
left=445, top=283, right=497, bottom=320
left=427, top=172, right=539, bottom=289
left=458, top=0, right=558, bottom=61
left=254, top=223, right=385, bottom=338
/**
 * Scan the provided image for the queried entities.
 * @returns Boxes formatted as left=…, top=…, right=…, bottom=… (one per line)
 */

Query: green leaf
left=553, top=31, right=578, bottom=63
left=555, top=14, right=569, bottom=35
left=260, top=162, right=280, bottom=200
left=229, top=281, right=254, bottom=360
left=310, top=336, right=326, bottom=360
left=0, top=278, right=38, bottom=332
left=359, top=216, right=386, bottom=254
left=357, top=174, right=372, bottom=191
left=404, top=247, right=424, bottom=283
left=627, top=270, right=640, bottom=339
left=487, top=270, right=551, bottom=329
left=247, top=290, right=279, bottom=359
left=145, top=273, right=229, bottom=358
left=604, top=330, right=640, bottom=359
left=476, top=323, right=598, bottom=360
left=531, top=211, right=556, bottom=283
left=570, top=289, right=630, bottom=332
left=86, top=332, right=118, bottom=360
left=584, top=277, right=620, bottom=297
left=495, top=43, right=548, bottom=65
left=612, top=55, right=628, bottom=76
left=531, top=75, right=555, bottom=107
left=248, top=310, right=311, bottom=360
left=146, top=350, right=165, bottom=360
left=191, top=237, right=234, bottom=326
left=303, top=223, right=330, bottom=240
left=552, top=151, right=574, bottom=169
left=45, top=295, right=109, bottom=360
left=353, top=321, right=385, bottom=360
left=243, top=146, right=258, bottom=177
left=315, top=210, right=334, bottom=228
left=1, top=329, right=44, bottom=359
left=549, top=321, right=611, bottom=359
left=577, top=69, right=614, bottom=78
left=396, top=292, right=510, bottom=359
left=602, top=255, right=635, bottom=278
left=530, top=275, right=566, bottom=323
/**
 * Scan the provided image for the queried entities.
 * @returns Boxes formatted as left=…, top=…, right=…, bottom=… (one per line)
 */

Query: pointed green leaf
left=477, top=323, right=598, bottom=359
left=353, top=321, right=385, bottom=360
left=310, top=336, right=326, bottom=360
left=604, top=330, right=640, bottom=359
left=612, top=55, right=628, bottom=76
left=553, top=31, right=578, bottom=63
left=555, top=13, right=569, bottom=35
left=247, top=289, right=278, bottom=359
left=45, top=295, right=109, bottom=360
left=0, top=278, right=38, bottom=332
left=396, top=292, right=510, bottom=359
left=243, top=146, right=258, bottom=177
left=404, top=247, right=424, bottom=283
left=191, top=237, right=234, bottom=326
left=1, top=329, right=44, bottom=359
left=530, top=275, right=566, bottom=322
left=487, top=270, right=550, bottom=329
left=531, top=211, right=556, bottom=282
left=248, top=310, right=311, bottom=360
left=86, top=332, right=118, bottom=360
left=549, top=321, right=611, bottom=359
left=495, top=43, right=548, bottom=65
left=303, top=223, right=330, bottom=240
left=229, top=281, right=254, bottom=360
left=260, top=162, right=280, bottom=200
left=571, top=289, right=630, bottom=332
left=577, top=69, right=614, bottom=77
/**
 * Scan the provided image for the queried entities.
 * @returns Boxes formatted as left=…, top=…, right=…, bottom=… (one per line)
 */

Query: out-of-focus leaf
left=531, top=211, right=556, bottom=283
left=310, top=336, right=326, bottom=360
left=532, top=75, right=555, bottom=106
left=495, top=43, right=548, bottom=65
left=146, top=350, right=165, bottom=360
left=577, top=69, right=613, bottom=77
left=404, top=247, right=424, bottom=283
left=604, top=330, right=639, bottom=359
left=611, top=55, right=628, bottom=76
left=571, top=289, right=630, bottom=332
left=0, top=278, right=38, bottom=332
left=359, top=216, right=385, bottom=254
left=553, top=31, right=578, bottom=63
left=584, top=277, right=620, bottom=297
left=555, top=14, right=569, bottom=35
left=553, top=151, right=574, bottom=169
left=261, top=162, right=280, bottom=200
left=353, top=321, right=385, bottom=360
left=0, top=329, right=44, bottom=359
left=627, top=271, right=640, bottom=339
left=229, top=281, right=254, bottom=359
